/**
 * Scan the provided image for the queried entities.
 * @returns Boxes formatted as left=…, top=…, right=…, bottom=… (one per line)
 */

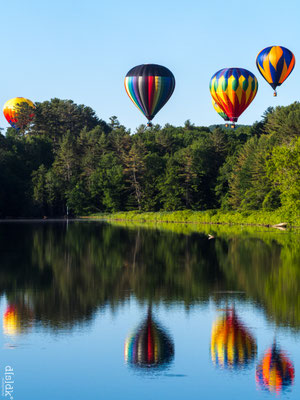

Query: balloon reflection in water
left=125, top=310, right=174, bottom=369
left=211, top=309, right=257, bottom=370
left=256, top=343, right=295, bottom=394
left=3, top=304, right=33, bottom=336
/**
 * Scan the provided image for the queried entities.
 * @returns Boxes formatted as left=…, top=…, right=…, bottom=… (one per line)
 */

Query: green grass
left=84, top=208, right=300, bottom=227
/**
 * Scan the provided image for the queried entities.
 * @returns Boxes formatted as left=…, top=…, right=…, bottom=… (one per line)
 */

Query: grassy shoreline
left=83, top=209, right=300, bottom=228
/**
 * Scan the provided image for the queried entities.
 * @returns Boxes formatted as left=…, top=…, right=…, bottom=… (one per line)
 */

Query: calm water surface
left=0, top=220, right=299, bottom=399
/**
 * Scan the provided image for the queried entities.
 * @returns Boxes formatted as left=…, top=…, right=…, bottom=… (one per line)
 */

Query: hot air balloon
left=124, top=309, right=174, bottom=369
left=256, top=342, right=295, bottom=394
left=124, top=64, right=175, bottom=127
left=210, top=309, right=257, bottom=370
left=3, top=304, right=33, bottom=336
left=3, top=97, right=35, bottom=130
left=209, top=68, right=258, bottom=128
left=212, top=99, right=230, bottom=127
left=256, top=46, right=295, bottom=96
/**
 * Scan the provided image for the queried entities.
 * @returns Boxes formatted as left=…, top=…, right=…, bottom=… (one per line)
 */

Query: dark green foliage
left=0, top=99, right=299, bottom=217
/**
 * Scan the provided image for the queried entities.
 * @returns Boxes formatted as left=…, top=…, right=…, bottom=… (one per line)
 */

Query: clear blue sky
left=1, top=0, right=299, bottom=132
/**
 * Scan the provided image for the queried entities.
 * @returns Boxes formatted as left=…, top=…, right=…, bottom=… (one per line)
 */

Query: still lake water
left=0, top=220, right=300, bottom=399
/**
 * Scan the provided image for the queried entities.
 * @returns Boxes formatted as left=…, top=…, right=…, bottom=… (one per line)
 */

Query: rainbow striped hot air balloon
left=124, top=64, right=175, bottom=126
left=209, top=68, right=258, bottom=128
left=256, top=343, right=295, bottom=394
left=256, top=46, right=295, bottom=96
left=3, top=97, right=35, bottom=130
left=125, top=310, right=174, bottom=369
left=210, top=309, right=257, bottom=370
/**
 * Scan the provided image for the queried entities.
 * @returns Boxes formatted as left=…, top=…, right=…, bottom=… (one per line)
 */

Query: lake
left=0, top=220, right=299, bottom=399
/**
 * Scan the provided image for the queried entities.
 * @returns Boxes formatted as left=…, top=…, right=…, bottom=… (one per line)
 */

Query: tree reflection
left=0, top=221, right=299, bottom=331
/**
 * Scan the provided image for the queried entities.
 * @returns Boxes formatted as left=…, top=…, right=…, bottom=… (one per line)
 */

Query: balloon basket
left=273, top=91, right=277, bottom=97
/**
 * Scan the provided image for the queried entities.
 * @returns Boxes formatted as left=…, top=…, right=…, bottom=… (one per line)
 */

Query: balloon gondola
left=3, top=97, right=35, bottom=131
left=256, top=342, right=295, bottom=394
left=209, top=68, right=258, bottom=128
left=124, top=309, right=174, bottom=369
left=124, top=64, right=175, bottom=127
left=256, top=46, right=295, bottom=96
left=210, top=309, right=257, bottom=370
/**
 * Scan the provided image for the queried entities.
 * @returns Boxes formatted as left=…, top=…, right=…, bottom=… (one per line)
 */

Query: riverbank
left=83, top=209, right=300, bottom=228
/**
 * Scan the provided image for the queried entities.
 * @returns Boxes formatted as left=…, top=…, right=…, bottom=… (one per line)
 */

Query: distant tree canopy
left=0, top=99, right=299, bottom=217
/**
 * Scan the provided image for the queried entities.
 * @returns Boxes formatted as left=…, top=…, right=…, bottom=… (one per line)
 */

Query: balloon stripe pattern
left=256, top=343, right=295, bottom=393
left=125, top=64, right=175, bottom=122
left=256, top=46, right=295, bottom=91
left=212, top=99, right=230, bottom=121
left=209, top=68, right=258, bottom=123
left=211, top=310, right=257, bottom=370
left=3, top=97, right=35, bottom=130
left=124, top=313, right=174, bottom=368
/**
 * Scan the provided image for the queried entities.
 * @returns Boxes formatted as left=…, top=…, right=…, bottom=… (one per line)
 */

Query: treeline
left=0, top=98, right=299, bottom=217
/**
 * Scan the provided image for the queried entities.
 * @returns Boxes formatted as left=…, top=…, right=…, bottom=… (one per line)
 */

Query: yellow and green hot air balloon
left=256, top=46, right=295, bottom=96
left=211, top=309, right=257, bottom=370
left=212, top=99, right=230, bottom=127
left=3, top=97, right=35, bottom=130
left=209, top=68, right=258, bottom=128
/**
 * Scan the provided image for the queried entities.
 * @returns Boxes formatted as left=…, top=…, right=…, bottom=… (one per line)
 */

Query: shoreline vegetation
left=84, top=209, right=300, bottom=229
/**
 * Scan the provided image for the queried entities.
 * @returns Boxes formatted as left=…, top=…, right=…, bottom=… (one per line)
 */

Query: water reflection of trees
left=0, top=221, right=299, bottom=331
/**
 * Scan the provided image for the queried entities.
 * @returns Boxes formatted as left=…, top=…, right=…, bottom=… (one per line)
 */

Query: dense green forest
left=0, top=98, right=299, bottom=218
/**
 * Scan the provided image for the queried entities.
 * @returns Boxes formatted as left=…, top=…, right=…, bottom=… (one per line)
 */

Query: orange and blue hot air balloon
left=124, top=309, right=174, bottom=369
left=256, top=46, right=295, bottom=96
left=124, top=64, right=175, bottom=127
left=3, top=97, right=35, bottom=130
left=256, top=342, right=295, bottom=393
left=209, top=68, right=258, bottom=128
left=211, top=309, right=257, bottom=370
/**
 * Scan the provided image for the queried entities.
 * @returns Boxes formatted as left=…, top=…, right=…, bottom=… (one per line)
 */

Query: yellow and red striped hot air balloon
left=3, top=305, right=22, bottom=336
left=3, top=304, right=33, bottom=336
left=256, top=343, right=295, bottom=394
left=3, top=97, right=35, bottom=130
left=210, top=309, right=257, bottom=370
left=256, top=46, right=295, bottom=96
left=124, top=309, right=174, bottom=369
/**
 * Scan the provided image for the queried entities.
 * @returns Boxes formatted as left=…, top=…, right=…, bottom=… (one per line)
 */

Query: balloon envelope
left=211, top=309, right=257, bottom=370
left=125, top=311, right=174, bottom=368
left=212, top=99, right=230, bottom=121
left=209, top=68, right=258, bottom=123
left=3, top=97, right=35, bottom=130
left=124, top=64, right=175, bottom=123
left=256, top=46, right=295, bottom=94
left=256, top=343, right=295, bottom=393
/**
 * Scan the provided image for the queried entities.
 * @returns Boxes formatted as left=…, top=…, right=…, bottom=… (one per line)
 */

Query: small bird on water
left=208, top=234, right=215, bottom=240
